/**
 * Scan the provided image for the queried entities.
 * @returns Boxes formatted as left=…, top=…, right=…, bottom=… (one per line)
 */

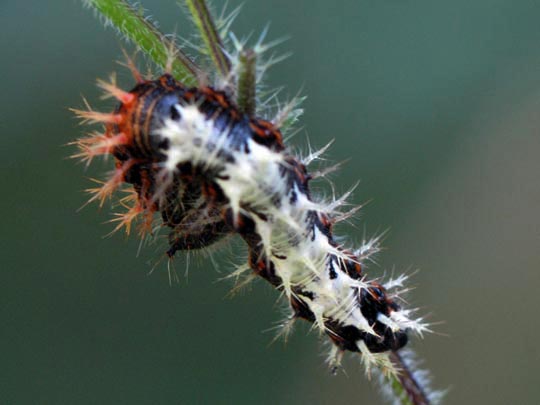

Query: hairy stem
left=236, top=49, right=257, bottom=115
left=184, top=0, right=231, bottom=78
left=388, top=351, right=431, bottom=405
left=85, top=0, right=200, bottom=84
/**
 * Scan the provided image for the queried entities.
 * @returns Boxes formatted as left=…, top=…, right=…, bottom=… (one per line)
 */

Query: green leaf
left=84, top=0, right=200, bottom=84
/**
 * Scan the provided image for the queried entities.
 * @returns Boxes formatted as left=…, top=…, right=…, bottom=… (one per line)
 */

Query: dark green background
left=2, top=1, right=539, bottom=404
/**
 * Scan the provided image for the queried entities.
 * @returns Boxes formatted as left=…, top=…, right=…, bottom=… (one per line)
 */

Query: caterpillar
left=73, top=2, right=437, bottom=402
left=73, top=68, right=427, bottom=370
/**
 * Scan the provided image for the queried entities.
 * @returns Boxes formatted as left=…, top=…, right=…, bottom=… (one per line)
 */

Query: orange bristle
left=138, top=208, right=156, bottom=237
left=71, top=108, right=124, bottom=125
left=71, top=97, right=126, bottom=125
left=71, top=132, right=129, bottom=166
left=85, top=159, right=138, bottom=207
left=119, top=49, right=144, bottom=84
left=97, top=76, right=136, bottom=105
left=108, top=203, right=143, bottom=236
left=106, top=189, right=155, bottom=237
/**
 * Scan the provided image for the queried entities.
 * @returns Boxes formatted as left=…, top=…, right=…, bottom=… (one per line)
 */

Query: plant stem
left=236, top=49, right=257, bottom=115
left=184, top=0, right=231, bottom=78
left=85, top=0, right=200, bottom=84
left=388, top=351, right=431, bottom=405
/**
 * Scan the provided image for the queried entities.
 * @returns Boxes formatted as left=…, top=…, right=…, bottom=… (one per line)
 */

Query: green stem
left=184, top=0, right=231, bottom=78
left=236, top=49, right=257, bottom=115
left=84, top=0, right=200, bottom=84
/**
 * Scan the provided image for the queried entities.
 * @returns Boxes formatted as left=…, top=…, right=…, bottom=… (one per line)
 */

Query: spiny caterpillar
left=73, top=66, right=427, bottom=369
left=73, top=1, right=437, bottom=403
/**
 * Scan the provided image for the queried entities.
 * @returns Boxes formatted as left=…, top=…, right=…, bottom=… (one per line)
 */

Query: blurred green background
left=2, top=0, right=540, bottom=404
